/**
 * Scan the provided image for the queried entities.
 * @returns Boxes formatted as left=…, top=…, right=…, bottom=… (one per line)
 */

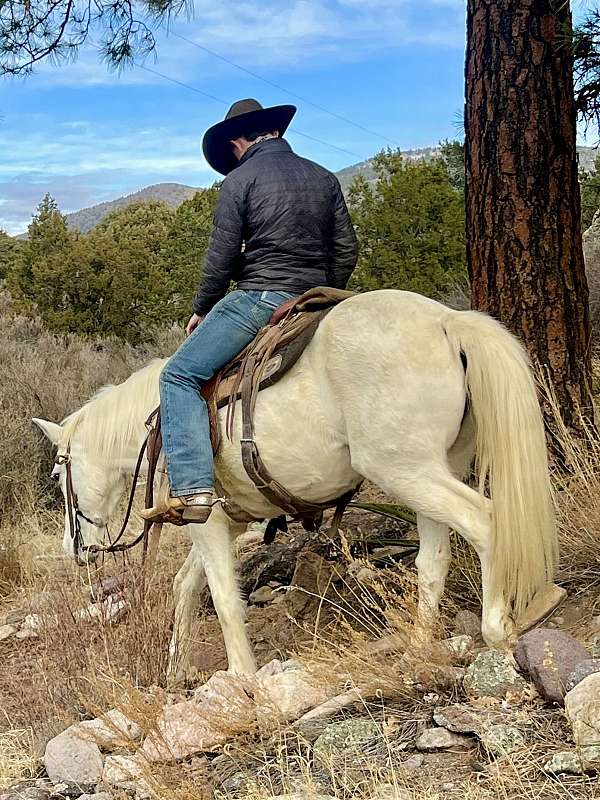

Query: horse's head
left=32, top=417, right=124, bottom=564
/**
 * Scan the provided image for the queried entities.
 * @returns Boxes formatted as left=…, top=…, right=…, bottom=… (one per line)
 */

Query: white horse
left=33, top=290, right=558, bottom=677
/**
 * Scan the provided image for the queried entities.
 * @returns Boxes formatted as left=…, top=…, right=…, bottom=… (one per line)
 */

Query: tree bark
left=465, top=0, right=593, bottom=432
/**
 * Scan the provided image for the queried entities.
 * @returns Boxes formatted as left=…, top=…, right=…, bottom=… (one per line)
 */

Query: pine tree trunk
left=465, top=0, right=593, bottom=433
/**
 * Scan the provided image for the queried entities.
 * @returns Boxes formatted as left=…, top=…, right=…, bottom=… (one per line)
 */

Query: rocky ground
left=2, top=502, right=600, bottom=800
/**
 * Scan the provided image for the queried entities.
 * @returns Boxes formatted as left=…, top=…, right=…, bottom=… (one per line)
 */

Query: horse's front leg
left=194, top=507, right=257, bottom=675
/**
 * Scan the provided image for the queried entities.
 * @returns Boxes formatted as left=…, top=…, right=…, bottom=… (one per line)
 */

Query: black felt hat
left=202, top=98, right=297, bottom=175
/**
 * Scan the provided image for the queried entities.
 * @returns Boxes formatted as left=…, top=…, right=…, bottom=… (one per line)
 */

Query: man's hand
left=186, top=313, right=204, bottom=336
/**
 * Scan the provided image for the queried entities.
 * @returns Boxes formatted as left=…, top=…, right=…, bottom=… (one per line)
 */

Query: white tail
left=444, top=310, right=558, bottom=618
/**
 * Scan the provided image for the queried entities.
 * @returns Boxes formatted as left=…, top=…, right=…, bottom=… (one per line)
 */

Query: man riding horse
left=142, top=99, right=358, bottom=525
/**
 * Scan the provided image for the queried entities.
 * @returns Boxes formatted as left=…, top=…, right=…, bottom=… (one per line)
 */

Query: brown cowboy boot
left=140, top=489, right=215, bottom=525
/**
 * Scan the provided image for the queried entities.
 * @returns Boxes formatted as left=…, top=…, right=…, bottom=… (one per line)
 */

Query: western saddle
left=146, top=287, right=361, bottom=538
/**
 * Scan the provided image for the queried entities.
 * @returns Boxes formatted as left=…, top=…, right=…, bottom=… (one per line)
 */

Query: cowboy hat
left=202, top=98, right=297, bottom=176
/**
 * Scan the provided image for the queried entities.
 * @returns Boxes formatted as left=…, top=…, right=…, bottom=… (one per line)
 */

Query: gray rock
left=102, top=755, right=149, bottom=797
left=50, top=782, right=96, bottom=798
left=433, top=704, right=481, bottom=734
left=369, top=784, right=411, bottom=800
left=581, top=746, right=600, bottom=769
left=565, top=672, right=600, bottom=747
left=312, top=719, right=382, bottom=765
left=401, top=754, right=424, bottom=769
left=249, top=585, right=275, bottom=604
left=44, top=727, right=104, bottom=785
left=544, top=751, right=585, bottom=775
left=566, top=659, right=600, bottom=692
left=16, top=613, right=42, bottom=639
left=77, top=709, right=142, bottom=750
left=463, top=651, right=527, bottom=699
left=415, top=727, right=474, bottom=751
left=220, top=771, right=251, bottom=795
left=441, top=635, right=474, bottom=661
left=0, top=787, right=51, bottom=800
left=452, top=610, right=482, bottom=640
left=514, top=628, right=589, bottom=704
left=78, top=795, right=113, bottom=800
left=480, top=725, right=525, bottom=756
left=544, top=747, right=600, bottom=775
left=0, top=623, right=17, bottom=641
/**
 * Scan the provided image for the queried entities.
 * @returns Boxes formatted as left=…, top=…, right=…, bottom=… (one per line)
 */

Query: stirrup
left=140, top=491, right=217, bottom=526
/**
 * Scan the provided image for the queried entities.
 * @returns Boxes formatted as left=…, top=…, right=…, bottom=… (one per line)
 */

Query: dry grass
left=3, top=292, right=600, bottom=798
left=538, top=372, right=600, bottom=590
left=0, top=729, right=37, bottom=788
left=0, top=290, right=180, bottom=530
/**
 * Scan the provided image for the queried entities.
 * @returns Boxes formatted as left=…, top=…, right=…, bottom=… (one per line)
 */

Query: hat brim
left=202, top=104, right=297, bottom=176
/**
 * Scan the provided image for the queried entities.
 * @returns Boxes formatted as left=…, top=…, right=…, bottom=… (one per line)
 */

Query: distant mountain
left=65, top=183, right=200, bottom=233
left=336, top=147, right=442, bottom=193
left=63, top=151, right=443, bottom=234
left=19, top=144, right=600, bottom=236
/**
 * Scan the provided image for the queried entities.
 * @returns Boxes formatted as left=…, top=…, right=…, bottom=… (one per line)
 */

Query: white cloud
left=28, top=0, right=465, bottom=88
left=0, top=118, right=216, bottom=233
left=0, top=119, right=210, bottom=177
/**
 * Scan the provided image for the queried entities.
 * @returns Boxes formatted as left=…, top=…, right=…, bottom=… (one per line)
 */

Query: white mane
left=60, top=358, right=166, bottom=467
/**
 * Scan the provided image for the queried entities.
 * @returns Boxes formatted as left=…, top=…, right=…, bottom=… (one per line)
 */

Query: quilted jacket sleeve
left=329, top=179, right=358, bottom=289
left=192, top=177, right=244, bottom=315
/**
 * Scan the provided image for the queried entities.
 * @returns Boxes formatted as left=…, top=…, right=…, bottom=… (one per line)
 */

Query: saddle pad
left=200, top=287, right=353, bottom=453
left=214, top=308, right=328, bottom=409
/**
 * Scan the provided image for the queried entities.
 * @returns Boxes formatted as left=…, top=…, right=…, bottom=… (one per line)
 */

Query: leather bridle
left=56, top=409, right=161, bottom=560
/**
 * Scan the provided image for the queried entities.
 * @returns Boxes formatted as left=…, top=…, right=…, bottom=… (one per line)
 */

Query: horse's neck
left=111, top=423, right=152, bottom=475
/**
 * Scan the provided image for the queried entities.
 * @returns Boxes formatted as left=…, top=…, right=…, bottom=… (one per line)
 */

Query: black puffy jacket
left=192, top=138, right=358, bottom=315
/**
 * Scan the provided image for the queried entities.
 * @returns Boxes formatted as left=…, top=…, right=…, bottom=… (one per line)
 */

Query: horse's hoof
left=515, top=583, right=567, bottom=635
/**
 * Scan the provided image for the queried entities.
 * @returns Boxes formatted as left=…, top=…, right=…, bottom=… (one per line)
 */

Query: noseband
left=55, top=445, right=104, bottom=557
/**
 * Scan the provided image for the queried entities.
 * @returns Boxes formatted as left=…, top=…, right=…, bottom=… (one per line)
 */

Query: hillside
left=64, top=182, right=200, bottom=232
left=336, top=146, right=441, bottom=192
left=18, top=144, right=600, bottom=235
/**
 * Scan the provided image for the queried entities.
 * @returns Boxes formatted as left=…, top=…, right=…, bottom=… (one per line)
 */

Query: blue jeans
left=160, top=289, right=296, bottom=497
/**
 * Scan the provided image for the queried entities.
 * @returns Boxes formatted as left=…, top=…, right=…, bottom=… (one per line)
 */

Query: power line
left=136, top=63, right=226, bottom=105
left=172, top=31, right=400, bottom=150
left=135, top=62, right=367, bottom=161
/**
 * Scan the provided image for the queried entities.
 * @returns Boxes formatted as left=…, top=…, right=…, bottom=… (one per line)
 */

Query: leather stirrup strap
left=239, top=349, right=359, bottom=519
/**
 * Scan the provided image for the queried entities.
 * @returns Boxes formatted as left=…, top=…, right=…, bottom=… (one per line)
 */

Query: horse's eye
left=51, top=472, right=60, bottom=482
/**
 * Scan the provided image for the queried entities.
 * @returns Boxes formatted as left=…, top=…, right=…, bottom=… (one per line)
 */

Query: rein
left=58, top=409, right=161, bottom=559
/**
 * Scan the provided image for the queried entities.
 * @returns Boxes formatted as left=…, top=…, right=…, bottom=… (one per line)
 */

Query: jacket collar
left=239, top=137, right=292, bottom=166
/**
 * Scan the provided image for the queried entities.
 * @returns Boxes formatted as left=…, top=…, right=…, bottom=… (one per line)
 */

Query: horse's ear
left=32, top=418, right=62, bottom=445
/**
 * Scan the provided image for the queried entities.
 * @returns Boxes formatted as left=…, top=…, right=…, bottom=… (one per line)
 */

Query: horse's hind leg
left=414, top=514, right=451, bottom=639
left=359, top=462, right=510, bottom=647
left=168, top=542, right=208, bottom=683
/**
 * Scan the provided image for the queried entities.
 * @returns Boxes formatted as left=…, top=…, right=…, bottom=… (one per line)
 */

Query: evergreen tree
left=89, top=199, right=176, bottom=341
left=160, top=186, right=219, bottom=321
left=0, top=229, right=22, bottom=280
left=8, top=194, right=74, bottom=311
left=1, top=0, right=187, bottom=75
left=580, top=153, right=600, bottom=230
left=348, top=151, right=467, bottom=297
left=440, top=140, right=465, bottom=194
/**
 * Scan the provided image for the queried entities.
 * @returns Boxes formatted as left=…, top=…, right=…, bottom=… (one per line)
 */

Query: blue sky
left=2, top=0, right=468, bottom=234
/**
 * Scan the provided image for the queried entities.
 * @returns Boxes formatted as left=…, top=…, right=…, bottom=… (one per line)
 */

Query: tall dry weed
left=538, top=372, right=600, bottom=588
left=0, top=290, right=181, bottom=590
